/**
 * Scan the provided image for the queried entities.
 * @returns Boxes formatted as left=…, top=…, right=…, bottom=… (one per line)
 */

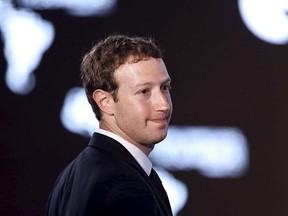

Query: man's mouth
left=149, top=115, right=170, bottom=124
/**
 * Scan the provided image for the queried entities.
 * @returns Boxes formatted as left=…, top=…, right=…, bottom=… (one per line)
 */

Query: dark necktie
left=149, top=168, right=172, bottom=213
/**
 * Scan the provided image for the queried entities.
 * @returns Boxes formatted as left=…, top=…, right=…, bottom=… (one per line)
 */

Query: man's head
left=80, top=34, right=172, bottom=153
left=81, top=34, right=163, bottom=120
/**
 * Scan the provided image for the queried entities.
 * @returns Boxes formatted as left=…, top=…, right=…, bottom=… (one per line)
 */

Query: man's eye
left=162, top=84, right=172, bottom=91
left=140, top=89, right=150, bottom=94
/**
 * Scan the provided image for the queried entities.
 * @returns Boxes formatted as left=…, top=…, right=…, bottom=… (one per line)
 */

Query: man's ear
left=92, top=89, right=114, bottom=116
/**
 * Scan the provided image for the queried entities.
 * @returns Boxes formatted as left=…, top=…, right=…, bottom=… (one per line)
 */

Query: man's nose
left=153, top=91, right=171, bottom=111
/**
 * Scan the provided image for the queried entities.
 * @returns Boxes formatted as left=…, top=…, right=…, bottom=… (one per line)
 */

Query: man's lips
left=149, top=116, right=170, bottom=124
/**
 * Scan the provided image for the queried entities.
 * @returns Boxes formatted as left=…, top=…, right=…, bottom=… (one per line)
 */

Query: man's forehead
left=114, top=57, right=169, bottom=84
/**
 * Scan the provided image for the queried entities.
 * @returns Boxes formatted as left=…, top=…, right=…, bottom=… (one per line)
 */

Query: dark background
left=1, top=1, right=288, bottom=215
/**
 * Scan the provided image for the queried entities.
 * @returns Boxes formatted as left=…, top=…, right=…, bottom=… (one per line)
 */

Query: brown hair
left=80, top=34, right=163, bottom=120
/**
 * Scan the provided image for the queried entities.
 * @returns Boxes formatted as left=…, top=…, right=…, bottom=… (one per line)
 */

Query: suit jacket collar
left=88, top=132, right=146, bottom=176
left=88, top=132, right=173, bottom=216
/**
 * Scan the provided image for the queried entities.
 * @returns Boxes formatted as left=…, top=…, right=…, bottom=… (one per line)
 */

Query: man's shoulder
left=58, top=143, right=143, bottom=184
left=46, top=141, right=158, bottom=216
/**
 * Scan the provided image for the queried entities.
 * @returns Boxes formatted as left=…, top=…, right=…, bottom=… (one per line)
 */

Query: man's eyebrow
left=163, top=78, right=172, bottom=83
left=134, top=78, right=171, bottom=87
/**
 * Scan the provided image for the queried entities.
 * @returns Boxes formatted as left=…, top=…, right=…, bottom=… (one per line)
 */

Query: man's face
left=111, top=57, right=172, bottom=153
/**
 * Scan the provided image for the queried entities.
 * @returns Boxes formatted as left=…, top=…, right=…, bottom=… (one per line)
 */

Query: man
left=46, top=34, right=173, bottom=216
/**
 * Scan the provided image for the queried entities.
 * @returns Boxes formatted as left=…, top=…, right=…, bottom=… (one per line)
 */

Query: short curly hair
left=80, top=34, right=163, bottom=120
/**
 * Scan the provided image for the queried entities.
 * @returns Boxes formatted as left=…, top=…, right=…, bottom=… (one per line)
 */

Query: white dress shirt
left=95, top=128, right=152, bottom=176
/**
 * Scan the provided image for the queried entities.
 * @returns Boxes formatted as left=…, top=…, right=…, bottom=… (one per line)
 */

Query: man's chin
left=152, top=133, right=168, bottom=145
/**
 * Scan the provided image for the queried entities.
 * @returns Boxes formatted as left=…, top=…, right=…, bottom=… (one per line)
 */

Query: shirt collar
left=95, top=128, right=152, bottom=176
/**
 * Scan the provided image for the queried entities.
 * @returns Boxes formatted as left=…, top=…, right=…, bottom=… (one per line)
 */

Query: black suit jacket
left=46, top=133, right=173, bottom=216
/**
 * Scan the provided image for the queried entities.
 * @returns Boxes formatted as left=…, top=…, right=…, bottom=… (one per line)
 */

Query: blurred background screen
left=1, top=0, right=288, bottom=215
